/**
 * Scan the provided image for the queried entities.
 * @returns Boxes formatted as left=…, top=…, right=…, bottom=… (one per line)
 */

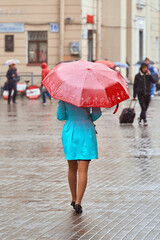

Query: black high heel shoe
left=75, top=204, right=83, bottom=214
left=71, top=201, right=75, bottom=209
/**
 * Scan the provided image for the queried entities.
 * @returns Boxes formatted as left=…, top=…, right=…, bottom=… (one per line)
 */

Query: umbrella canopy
left=95, top=60, right=115, bottom=69
left=4, top=59, right=20, bottom=66
left=42, top=60, right=129, bottom=108
left=134, top=60, right=154, bottom=66
left=114, top=62, right=129, bottom=68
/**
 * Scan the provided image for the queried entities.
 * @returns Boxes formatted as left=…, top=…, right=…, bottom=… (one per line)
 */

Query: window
left=139, top=30, right=143, bottom=61
left=88, top=30, right=93, bottom=62
left=137, top=0, right=145, bottom=9
left=156, top=37, right=159, bottom=62
left=156, top=0, right=159, bottom=11
left=150, top=37, right=153, bottom=59
left=28, top=31, right=47, bottom=64
left=5, top=35, right=14, bottom=52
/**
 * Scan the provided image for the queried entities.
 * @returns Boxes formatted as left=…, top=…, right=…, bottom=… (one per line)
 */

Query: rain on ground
left=0, top=94, right=160, bottom=240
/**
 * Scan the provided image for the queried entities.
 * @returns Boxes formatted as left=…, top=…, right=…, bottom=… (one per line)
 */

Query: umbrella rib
left=91, top=69, right=128, bottom=107
left=81, top=69, right=111, bottom=107
left=91, top=69, right=108, bottom=89
left=79, top=71, right=89, bottom=106
left=50, top=72, right=65, bottom=96
left=92, top=70, right=111, bottom=105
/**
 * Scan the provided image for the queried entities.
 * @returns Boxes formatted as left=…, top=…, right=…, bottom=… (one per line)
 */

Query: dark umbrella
left=134, top=60, right=155, bottom=66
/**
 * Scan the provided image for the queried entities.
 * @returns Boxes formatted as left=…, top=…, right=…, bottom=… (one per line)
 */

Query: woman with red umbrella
left=42, top=60, right=129, bottom=214
left=57, top=101, right=102, bottom=214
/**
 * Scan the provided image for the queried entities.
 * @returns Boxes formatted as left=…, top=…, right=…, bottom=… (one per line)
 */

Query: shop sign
left=0, top=23, right=24, bottom=32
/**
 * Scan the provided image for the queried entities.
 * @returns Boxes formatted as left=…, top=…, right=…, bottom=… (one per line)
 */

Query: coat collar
left=140, top=70, right=149, bottom=76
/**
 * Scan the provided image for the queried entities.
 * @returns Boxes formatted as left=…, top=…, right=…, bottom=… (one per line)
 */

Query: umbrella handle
left=113, top=103, right=119, bottom=114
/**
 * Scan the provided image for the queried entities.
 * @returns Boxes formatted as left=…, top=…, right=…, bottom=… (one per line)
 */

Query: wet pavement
left=0, top=94, right=160, bottom=240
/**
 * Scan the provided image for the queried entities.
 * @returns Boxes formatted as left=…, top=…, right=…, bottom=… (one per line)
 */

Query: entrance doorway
left=139, top=30, right=143, bottom=61
left=88, top=30, right=93, bottom=62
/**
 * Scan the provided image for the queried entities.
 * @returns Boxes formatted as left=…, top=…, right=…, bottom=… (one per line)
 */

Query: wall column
left=60, top=0, right=64, bottom=61
left=96, top=0, right=101, bottom=60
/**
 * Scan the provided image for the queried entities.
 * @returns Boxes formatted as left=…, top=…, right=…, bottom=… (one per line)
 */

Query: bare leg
left=76, top=161, right=90, bottom=205
left=67, top=160, right=78, bottom=202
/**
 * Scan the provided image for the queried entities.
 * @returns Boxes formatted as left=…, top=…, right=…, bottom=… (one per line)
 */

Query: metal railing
left=0, top=73, right=41, bottom=95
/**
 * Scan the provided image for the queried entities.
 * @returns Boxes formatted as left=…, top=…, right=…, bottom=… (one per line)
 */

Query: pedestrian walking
left=133, top=63, right=156, bottom=126
left=144, top=57, right=158, bottom=97
left=42, top=60, right=129, bottom=214
left=6, top=63, right=19, bottom=104
left=126, top=57, right=130, bottom=79
left=41, top=62, right=51, bottom=105
left=57, top=101, right=102, bottom=214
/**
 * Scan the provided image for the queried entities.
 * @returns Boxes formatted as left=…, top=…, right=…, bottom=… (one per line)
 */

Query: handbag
left=13, top=76, right=20, bottom=82
left=85, top=108, right=98, bottom=134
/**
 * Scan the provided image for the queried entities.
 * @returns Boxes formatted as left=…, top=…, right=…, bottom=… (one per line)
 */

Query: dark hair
left=141, top=63, right=148, bottom=68
left=140, top=63, right=148, bottom=71
left=145, top=57, right=150, bottom=61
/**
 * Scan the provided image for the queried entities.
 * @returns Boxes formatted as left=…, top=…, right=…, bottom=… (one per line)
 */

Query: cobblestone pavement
left=0, top=93, right=160, bottom=240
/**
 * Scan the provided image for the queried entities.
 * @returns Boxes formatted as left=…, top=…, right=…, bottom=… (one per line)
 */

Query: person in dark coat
left=6, top=64, right=18, bottom=104
left=41, top=62, right=51, bottom=105
left=145, top=57, right=158, bottom=96
left=133, top=63, right=156, bottom=126
left=126, top=57, right=130, bottom=79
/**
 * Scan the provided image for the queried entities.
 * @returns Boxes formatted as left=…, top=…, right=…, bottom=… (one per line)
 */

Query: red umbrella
left=95, top=60, right=115, bottom=69
left=42, top=60, right=129, bottom=108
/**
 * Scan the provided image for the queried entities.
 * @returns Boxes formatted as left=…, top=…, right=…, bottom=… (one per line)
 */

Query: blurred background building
left=0, top=0, right=160, bottom=85
left=102, top=0, right=160, bottom=82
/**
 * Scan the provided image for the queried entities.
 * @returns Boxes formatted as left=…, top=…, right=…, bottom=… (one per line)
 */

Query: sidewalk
left=0, top=95, right=160, bottom=240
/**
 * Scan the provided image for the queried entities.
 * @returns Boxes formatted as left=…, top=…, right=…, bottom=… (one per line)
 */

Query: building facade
left=101, top=0, right=160, bottom=81
left=0, top=0, right=160, bottom=85
left=0, top=0, right=100, bottom=85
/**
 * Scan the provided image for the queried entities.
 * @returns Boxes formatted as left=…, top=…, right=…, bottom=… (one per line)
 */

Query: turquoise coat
left=57, top=101, right=102, bottom=160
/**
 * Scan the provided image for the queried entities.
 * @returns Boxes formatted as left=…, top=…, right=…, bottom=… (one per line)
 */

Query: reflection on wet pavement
left=0, top=95, right=160, bottom=239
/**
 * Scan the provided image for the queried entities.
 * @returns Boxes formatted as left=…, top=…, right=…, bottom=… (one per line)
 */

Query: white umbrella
left=114, top=62, right=129, bottom=68
left=4, top=59, right=20, bottom=66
